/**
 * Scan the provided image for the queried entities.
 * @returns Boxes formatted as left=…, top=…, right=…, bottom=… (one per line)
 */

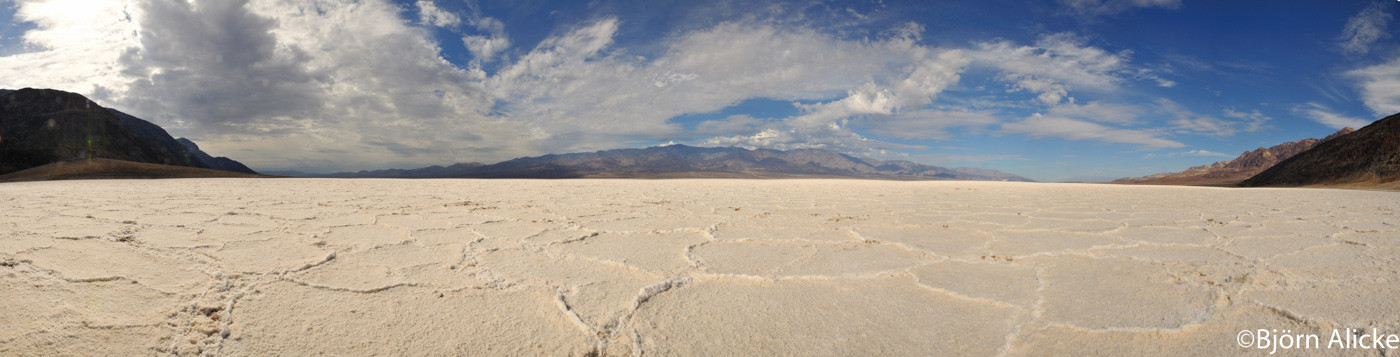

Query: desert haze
left=2, top=179, right=1397, bottom=355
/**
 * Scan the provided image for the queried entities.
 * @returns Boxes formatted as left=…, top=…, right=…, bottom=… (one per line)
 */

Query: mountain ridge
left=1113, top=127, right=1355, bottom=186
left=318, top=144, right=1034, bottom=181
left=0, top=88, right=256, bottom=177
left=1242, top=113, right=1400, bottom=187
left=177, top=138, right=258, bottom=174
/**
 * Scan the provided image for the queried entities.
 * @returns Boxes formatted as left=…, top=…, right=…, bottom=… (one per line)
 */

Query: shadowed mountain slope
left=1242, top=113, right=1400, bottom=187
left=177, top=138, right=258, bottom=174
left=1114, top=128, right=1355, bottom=186
left=1, top=88, right=255, bottom=177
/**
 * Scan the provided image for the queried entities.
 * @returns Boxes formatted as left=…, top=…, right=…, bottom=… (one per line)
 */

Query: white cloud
left=906, top=153, right=1029, bottom=166
left=457, top=15, right=510, bottom=63
left=463, top=34, right=509, bottom=62
left=1057, top=0, right=1181, bottom=17
left=1045, top=101, right=1140, bottom=125
left=416, top=0, right=460, bottom=28
left=1293, top=102, right=1373, bottom=130
left=785, top=50, right=971, bottom=130
left=1157, top=99, right=1262, bottom=136
left=469, top=16, right=506, bottom=35
left=1000, top=113, right=1183, bottom=149
left=1221, top=108, right=1270, bottom=133
left=1339, top=3, right=1391, bottom=56
left=0, top=0, right=139, bottom=101
left=1183, top=149, right=1229, bottom=157
left=490, top=19, right=973, bottom=156
left=862, top=109, right=1000, bottom=140
left=701, top=124, right=925, bottom=159
left=694, top=115, right=770, bottom=136
left=0, top=0, right=1241, bottom=172
left=971, top=33, right=1142, bottom=105
left=4, top=2, right=985, bottom=170
left=1347, top=57, right=1400, bottom=116
left=123, top=0, right=506, bottom=171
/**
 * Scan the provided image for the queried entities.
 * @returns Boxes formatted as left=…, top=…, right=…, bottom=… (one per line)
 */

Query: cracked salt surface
left=0, top=179, right=1397, bottom=355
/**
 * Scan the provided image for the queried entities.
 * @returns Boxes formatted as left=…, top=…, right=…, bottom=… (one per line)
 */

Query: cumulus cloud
left=1339, top=3, right=1391, bottom=56
left=0, top=0, right=1221, bottom=171
left=489, top=18, right=974, bottom=156
left=119, top=0, right=502, bottom=171
left=118, top=0, right=324, bottom=131
left=416, top=0, right=460, bottom=28
left=9, top=1, right=983, bottom=170
left=1293, top=102, right=1373, bottom=130
left=461, top=15, right=509, bottom=62
left=1057, top=0, right=1181, bottom=17
left=972, top=33, right=1144, bottom=105
left=0, top=0, right=138, bottom=100
left=1347, top=58, right=1400, bottom=116
left=463, top=34, right=509, bottom=62
left=1000, top=113, right=1183, bottom=149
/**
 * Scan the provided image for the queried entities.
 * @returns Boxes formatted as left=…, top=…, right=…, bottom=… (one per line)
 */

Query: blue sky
left=1, top=0, right=1397, bottom=181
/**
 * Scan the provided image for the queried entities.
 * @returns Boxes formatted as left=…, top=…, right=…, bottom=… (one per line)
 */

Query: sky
left=1, top=0, right=1397, bottom=181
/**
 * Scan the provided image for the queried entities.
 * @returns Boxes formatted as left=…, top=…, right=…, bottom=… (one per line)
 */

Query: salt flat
left=1, top=179, right=1397, bottom=356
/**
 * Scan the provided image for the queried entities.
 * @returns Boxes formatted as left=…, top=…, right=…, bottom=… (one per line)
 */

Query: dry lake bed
left=1, top=179, right=1397, bottom=356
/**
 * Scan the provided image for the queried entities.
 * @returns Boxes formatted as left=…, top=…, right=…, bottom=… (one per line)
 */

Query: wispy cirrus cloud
left=1056, top=0, right=1181, bottom=18
left=1347, top=58, right=1400, bottom=117
left=1183, top=149, right=1229, bottom=157
left=1292, top=102, right=1373, bottom=130
left=970, top=33, right=1169, bottom=106
left=999, top=113, right=1183, bottom=149
left=1338, top=3, right=1391, bottom=56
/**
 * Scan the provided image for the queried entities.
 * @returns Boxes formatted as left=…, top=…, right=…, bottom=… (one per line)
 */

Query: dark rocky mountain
left=106, top=108, right=206, bottom=168
left=177, top=138, right=258, bottom=174
left=1114, top=127, right=1355, bottom=186
left=324, top=144, right=1034, bottom=181
left=0, top=88, right=255, bottom=176
left=1242, top=113, right=1400, bottom=188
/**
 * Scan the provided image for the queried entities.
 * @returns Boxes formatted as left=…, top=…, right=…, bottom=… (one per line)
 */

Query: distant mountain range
left=0, top=88, right=257, bottom=178
left=1114, top=128, right=1355, bottom=186
left=318, top=144, right=1035, bottom=181
left=1243, top=112, right=1400, bottom=188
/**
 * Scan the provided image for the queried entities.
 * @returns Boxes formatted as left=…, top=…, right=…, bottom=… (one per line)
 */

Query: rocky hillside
left=1114, top=128, right=1355, bottom=186
left=177, top=138, right=258, bottom=174
left=0, top=88, right=256, bottom=176
left=1242, top=113, right=1399, bottom=187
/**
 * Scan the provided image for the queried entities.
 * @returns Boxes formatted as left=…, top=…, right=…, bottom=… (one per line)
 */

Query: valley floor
left=1, top=179, right=1397, bottom=355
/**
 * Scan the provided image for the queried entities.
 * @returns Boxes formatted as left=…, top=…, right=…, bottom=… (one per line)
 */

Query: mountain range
left=1116, top=111, right=1400, bottom=189
left=1243, top=112, right=1400, bottom=188
left=318, top=144, right=1036, bottom=181
left=0, top=88, right=257, bottom=179
left=1113, top=128, right=1355, bottom=186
